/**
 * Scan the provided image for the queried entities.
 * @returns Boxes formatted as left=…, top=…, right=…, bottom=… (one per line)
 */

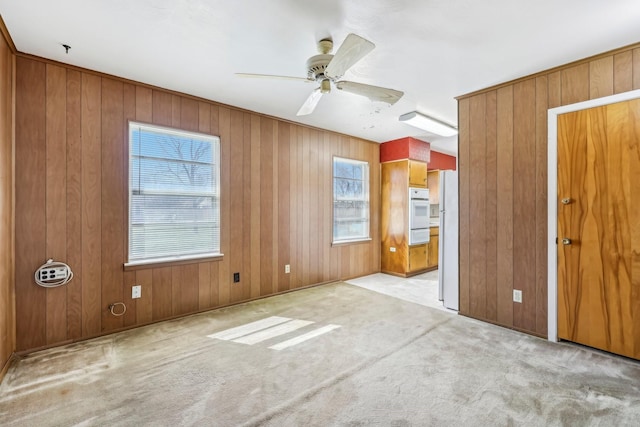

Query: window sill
left=331, top=237, right=372, bottom=247
left=123, top=253, right=224, bottom=271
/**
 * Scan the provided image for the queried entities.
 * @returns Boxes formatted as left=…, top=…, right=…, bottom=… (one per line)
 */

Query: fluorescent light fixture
left=398, top=111, right=458, bottom=137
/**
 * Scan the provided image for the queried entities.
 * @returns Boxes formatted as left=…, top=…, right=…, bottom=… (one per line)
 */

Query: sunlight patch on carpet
left=208, top=316, right=341, bottom=350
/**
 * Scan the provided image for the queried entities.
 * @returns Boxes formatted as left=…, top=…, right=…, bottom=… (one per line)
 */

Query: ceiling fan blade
left=297, top=88, right=323, bottom=116
left=335, top=81, right=404, bottom=105
left=325, top=33, right=375, bottom=80
left=236, top=73, right=312, bottom=82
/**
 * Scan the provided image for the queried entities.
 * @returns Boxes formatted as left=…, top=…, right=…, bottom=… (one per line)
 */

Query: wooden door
left=557, top=99, right=640, bottom=360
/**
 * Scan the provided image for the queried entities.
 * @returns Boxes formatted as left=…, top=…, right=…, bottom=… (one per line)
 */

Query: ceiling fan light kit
left=399, top=111, right=458, bottom=137
left=238, top=33, right=404, bottom=116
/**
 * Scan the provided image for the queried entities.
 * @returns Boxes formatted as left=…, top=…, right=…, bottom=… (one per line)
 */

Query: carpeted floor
left=1, top=282, right=639, bottom=426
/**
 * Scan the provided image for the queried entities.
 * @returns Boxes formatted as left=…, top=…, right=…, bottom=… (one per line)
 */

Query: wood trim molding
left=123, top=255, right=225, bottom=272
left=457, top=41, right=640, bottom=100
left=0, top=15, right=17, bottom=54
left=458, top=314, right=548, bottom=339
left=0, top=353, right=17, bottom=382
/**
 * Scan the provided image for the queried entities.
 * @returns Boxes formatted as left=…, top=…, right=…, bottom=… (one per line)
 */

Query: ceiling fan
left=237, top=33, right=404, bottom=116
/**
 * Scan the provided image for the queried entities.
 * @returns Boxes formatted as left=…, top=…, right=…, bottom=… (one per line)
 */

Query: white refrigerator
left=438, top=170, right=459, bottom=311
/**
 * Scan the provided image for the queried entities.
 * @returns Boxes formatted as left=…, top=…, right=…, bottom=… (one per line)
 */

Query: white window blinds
left=333, top=157, right=370, bottom=243
left=127, top=122, right=221, bottom=265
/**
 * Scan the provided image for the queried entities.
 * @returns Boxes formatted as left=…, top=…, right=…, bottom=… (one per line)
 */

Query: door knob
left=561, top=198, right=572, bottom=205
left=562, top=238, right=572, bottom=245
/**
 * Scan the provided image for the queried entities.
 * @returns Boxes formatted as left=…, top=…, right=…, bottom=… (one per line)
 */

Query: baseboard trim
left=0, top=353, right=17, bottom=383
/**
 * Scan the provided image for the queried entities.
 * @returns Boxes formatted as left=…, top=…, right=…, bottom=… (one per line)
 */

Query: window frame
left=124, top=121, right=222, bottom=269
left=331, top=156, right=371, bottom=245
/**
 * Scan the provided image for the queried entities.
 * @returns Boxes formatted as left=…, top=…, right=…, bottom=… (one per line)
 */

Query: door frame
left=547, top=89, right=640, bottom=343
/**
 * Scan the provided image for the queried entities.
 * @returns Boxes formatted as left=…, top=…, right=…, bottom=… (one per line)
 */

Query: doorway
left=548, top=89, right=640, bottom=360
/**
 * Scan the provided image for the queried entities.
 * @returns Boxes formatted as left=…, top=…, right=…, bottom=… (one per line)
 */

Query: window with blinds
left=333, top=157, right=370, bottom=243
left=127, top=122, right=221, bottom=266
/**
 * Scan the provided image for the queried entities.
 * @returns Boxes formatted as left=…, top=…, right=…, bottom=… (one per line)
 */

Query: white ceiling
left=2, top=0, right=640, bottom=155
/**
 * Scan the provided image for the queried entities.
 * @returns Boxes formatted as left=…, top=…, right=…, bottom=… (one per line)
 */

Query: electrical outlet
left=513, top=289, right=522, bottom=303
left=390, top=247, right=396, bottom=252
left=132, top=285, right=142, bottom=299
left=233, top=272, right=240, bottom=283
left=285, top=264, right=290, bottom=274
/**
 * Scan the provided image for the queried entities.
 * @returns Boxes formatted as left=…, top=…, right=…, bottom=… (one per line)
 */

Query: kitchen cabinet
left=409, top=160, right=428, bottom=188
left=427, top=227, right=439, bottom=268
left=381, top=159, right=431, bottom=276
left=409, top=244, right=428, bottom=272
left=428, top=170, right=440, bottom=205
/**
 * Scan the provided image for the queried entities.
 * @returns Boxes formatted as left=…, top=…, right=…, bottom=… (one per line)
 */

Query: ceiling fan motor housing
left=306, top=54, right=333, bottom=81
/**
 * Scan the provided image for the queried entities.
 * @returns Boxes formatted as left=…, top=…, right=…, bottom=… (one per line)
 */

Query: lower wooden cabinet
left=384, top=229, right=438, bottom=277
left=427, top=227, right=439, bottom=269
left=408, top=244, right=428, bottom=272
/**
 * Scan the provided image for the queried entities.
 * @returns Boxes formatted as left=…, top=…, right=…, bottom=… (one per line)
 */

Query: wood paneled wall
left=457, top=43, right=640, bottom=337
left=14, top=56, right=381, bottom=353
left=0, top=28, right=14, bottom=377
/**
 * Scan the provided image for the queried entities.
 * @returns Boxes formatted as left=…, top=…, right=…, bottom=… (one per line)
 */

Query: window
left=333, top=157, right=370, bottom=243
left=127, top=122, right=221, bottom=266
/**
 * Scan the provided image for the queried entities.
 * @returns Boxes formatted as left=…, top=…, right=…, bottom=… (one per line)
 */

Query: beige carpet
left=1, top=282, right=639, bottom=426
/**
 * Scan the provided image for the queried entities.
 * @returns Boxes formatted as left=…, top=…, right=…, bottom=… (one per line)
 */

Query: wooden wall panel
left=485, top=91, right=498, bottom=322
left=260, top=117, right=274, bottom=296
left=301, top=128, right=311, bottom=285
left=613, top=51, right=633, bottom=94
left=152, top=267, right=171, bottom=320
left=278, top=123, right=291, bottom=292
left=81, top=73, right=102, bottom=337
left=45, top=64, right=68, bottom=344
left=250, top=114, right=261, bottom=297
left=289, top=126, right=300, bottom=287
left=13, top=56, right=381, bottom=352
left=308, top=130, right=319, bottom=285
left=65, top=69, right=82, bottom=340
left=369, top=139, right=381, bottom=273
left=589, top=57, right=614, bottom=99
left=457, top=98, right=470, bottom=314
left=468, top=94, right=487, bottom=319
left=198, top=262, right=210, bottom=311
left=135, top=269, right=153, bottom=324
left=0, top=31, right=15, bottom=375
left=633, top=48, right=640, bottom=90
left=15, top=57, right=46, bottom=350
left=495, top=86, right=514, bottom=327
left=217, top=106, right=231, bottom=306
left=229, top=109, right=244, bottom=303
left=512, top=79, right=537, bottom=332
left=548, top=71, right=562, bottom=109
left=241, top=113, right=252, bottom=301
left=270, top=123, right=279, bottom=293
left=561, top=63, right=590, bottom=105
left=458, top=42, right=640, bottom=338
left=122, top=83, right=137, bottom=328
left=101, top=78, right=124, bottom=332
left=535, top=76, right=549, bottom=336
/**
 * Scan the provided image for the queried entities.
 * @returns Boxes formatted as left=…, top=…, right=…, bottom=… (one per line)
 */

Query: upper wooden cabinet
left=428, top=170, right=440, bottom=204
left=408, top=160, right=427, bottom=188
